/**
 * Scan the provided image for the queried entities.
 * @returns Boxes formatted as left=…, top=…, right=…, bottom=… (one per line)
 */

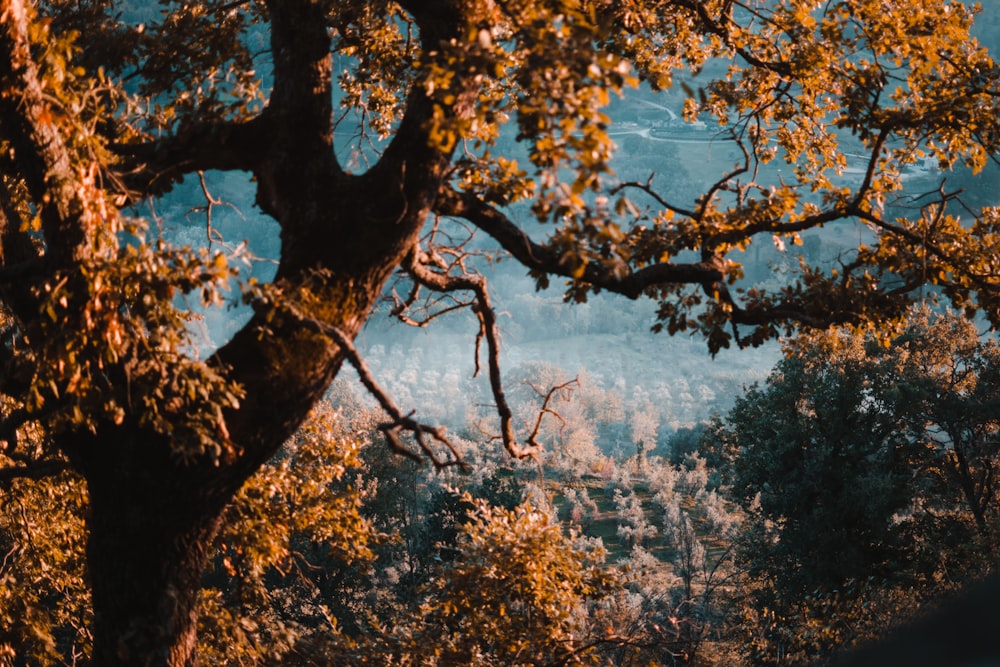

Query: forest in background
left=7, top=308, right=1000, bottom=666
left=3, top=0, right=1000, bottom=664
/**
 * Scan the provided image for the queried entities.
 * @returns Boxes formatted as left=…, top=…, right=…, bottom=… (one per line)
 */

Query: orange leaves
left=457, top=154, right=535, bottom=205
left=409, top=493, right=615, bottom=665
left=214, top=399, right=374, bottom=591
left=20, top=214, right=243, bottom=463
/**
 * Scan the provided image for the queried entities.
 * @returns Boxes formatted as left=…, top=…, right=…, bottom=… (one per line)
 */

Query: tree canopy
left=2, top=0, right=1000, bottom=664
left=710, top=310, right=1000, bottom=664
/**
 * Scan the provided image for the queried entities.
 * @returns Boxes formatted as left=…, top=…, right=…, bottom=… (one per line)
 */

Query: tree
left=2, top=0, right=1000, bottom=664
left=726, top=349, right=915, bottom=593
left=385, top=497, right=617, bottom=667
left=717, top=310, right=1000, bottom=663
left=0, top=469, right=90, bottom=665
left=0, top=395, right=377, bottom=666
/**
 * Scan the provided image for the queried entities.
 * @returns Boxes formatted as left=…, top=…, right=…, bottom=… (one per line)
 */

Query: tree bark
left=83, top=429, right=229, bottom=667
left=79, top=256, right=404, bottom=666
left=78, top=31, right=462, bottom=667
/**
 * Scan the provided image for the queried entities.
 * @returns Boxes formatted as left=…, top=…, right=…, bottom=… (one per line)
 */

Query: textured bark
left=0, top=0, right=91, bottom=265
left=83, top=430, right=227, bottom=667
left=2, top=0, right=464, bottom=660
left=0, top=0, right=470, bottom=662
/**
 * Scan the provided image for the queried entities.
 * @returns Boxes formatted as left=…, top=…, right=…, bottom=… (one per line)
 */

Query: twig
left=188, top=170, right=246, bottom=249
left=405, top=246, right=538, bottom=459
left=274, top=298, right=466, bottom=469
left=524, top=378, right=578, bottom=452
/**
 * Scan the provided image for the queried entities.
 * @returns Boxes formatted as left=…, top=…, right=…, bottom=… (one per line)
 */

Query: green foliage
left=734, top=576, right=927, bottom=667
left=727, top=352, right=915, bottom=590
left=717, top=308, right=1000, bottom=664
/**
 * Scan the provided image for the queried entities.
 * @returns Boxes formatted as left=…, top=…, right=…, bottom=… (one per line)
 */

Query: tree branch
left=524, top=379, right=578, bottom=454
left=268, top=297, right=465, bottom=469
left=112, top=117, right=267, bottom=200
left=434, top=188, right=725, bottom=300
left=405, top=246, right=538, bottom=459
left=0, top=0, right=90, bottom=264
left=610, top=175, right=697, bottom=219
left=673, top=0, right=792, bottom=77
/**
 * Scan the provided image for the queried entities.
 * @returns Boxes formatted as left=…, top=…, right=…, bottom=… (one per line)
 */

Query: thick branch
left=112, top=117, right=268, bottom=199
left=265, top=0, right=336, bottom=161
left=373, top=0, right=485, bottom=217
left=274, top=297, right=464, bottom=469
left=0, top=0, right=89, bottom=264
left=435, top=188, right=725, bottom=299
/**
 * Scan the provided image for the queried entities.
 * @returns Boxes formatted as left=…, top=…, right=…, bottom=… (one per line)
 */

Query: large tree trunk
left=78, top=267, right=396, bottom=666
left=78, top=189, right=432, bottom=666
left=3, top=0, right=468, bottom=662
left=85, top=450, right=226, bottom=667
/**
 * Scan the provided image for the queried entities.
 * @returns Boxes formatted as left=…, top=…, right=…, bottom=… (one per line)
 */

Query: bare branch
left=405, top=246, right=538, bottom=459
left=187, top=171, right=247, bottom=249
left=524, top=379, right=579, bottom=453
left=388, top=282, right=476, bottom=328
left=271, top=298, right=465, bottom=469
left=610, top=175, right=696, bottom=219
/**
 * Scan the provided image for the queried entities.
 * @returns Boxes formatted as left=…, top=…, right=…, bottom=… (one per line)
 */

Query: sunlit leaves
left=397, top=495, right=616, bottom=666
left=334, top=0, right=417, bottom=142
left=215, top=400, right=374, bottom=591
left=45, top=0, right=998, bottom=359
left=20, top=217, right=243, bottom=463
left=0, top=471, right=90, bottom=666
left=0, top=399, right=377, bottom=666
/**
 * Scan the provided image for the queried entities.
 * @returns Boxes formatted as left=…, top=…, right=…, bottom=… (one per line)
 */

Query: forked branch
left=405, top=245, right=538, bottom=459
left=272, top=298, right=465, bottom=469
left=524, top=379, right=579, bottom=452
